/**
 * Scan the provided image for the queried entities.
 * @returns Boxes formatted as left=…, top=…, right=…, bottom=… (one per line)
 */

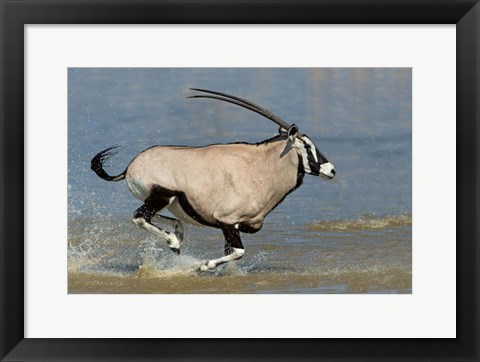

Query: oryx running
left=91, top=88, right=336, bottom=271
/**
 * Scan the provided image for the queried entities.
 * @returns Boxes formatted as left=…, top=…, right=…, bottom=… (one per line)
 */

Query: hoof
left=198, top=261, right=215, bottom=272
left=170, top=247, right=180, bottom=255
left=167, top=235, right=181, bottom=251
left=198, top=264, right=209, bottom=272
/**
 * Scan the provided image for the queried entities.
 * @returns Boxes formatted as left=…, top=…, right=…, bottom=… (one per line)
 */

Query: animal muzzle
left=319, top=162, right=336, bottom=180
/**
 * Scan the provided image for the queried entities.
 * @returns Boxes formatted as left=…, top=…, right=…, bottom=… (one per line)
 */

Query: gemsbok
left=91, top=88, right=336, bottom=271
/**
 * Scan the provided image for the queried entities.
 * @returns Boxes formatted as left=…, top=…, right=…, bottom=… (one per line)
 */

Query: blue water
left=68, top=68, right=411, bottom=294
left=68, top=68, right=411, bottom=223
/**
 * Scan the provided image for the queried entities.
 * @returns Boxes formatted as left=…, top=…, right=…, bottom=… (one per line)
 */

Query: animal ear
left=287, top=124, right=298, bottom=142
left=278, top=126, right=288, bottom=135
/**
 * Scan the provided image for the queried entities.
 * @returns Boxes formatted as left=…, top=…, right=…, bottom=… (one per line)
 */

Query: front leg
left=199, top=224, right=244, bottom=271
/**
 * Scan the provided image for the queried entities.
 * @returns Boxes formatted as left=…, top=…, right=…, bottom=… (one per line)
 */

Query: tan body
left=125, top=137, right=301, bottom=232
left=91, top=88, right=335, bottom=271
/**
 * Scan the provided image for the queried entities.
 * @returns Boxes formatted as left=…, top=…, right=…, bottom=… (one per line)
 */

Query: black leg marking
left=133, top=187, right=172, bottom=222
left=132, top=191, right=181, bottom=255
left=133, top=203, right=162, bottom=222
left=222, top=225, right=244, bottom=256
left=198, top=225, right=245, bottom=271
left=157, top=214, right=184, bottom=237
left=224, top=242, right=233, bottom=256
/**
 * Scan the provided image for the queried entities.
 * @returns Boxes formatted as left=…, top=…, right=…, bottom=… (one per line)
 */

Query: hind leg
left=132, top=201, right=182, bottom=255
left=154, top=214, right=184, bottom=245
left=199, top=224, right=244, bottom=271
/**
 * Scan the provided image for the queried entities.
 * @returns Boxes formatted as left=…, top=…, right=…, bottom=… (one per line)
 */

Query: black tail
left=91, top=145, right=126, bottom=182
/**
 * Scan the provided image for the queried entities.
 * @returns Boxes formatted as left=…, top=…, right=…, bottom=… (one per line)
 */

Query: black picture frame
left=1, top=1, right=478, bottom=361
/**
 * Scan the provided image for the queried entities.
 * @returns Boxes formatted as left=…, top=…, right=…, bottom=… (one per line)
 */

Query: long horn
left=188, top=88, right=292, bottom=131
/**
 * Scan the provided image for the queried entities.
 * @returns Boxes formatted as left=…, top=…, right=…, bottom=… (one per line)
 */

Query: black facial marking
left=301, top=139, right=322, bottom=175
left=316, top=149, right=329, bottom=165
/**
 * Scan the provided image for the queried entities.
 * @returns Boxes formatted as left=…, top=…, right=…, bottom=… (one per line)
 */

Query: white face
left=295, top=135, right=336, bottom=179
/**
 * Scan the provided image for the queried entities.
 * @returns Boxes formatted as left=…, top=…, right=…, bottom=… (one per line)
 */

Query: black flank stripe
left=149, top=185, right=220, bottom=229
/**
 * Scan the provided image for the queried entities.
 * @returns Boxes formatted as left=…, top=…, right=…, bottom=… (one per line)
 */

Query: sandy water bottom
left=69, top=265, right=411, bottom=294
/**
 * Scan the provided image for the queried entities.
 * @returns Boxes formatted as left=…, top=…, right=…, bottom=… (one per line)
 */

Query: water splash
left=137, top=240, right=202, bottom=277
left=68, top=214, right=411, bottom=293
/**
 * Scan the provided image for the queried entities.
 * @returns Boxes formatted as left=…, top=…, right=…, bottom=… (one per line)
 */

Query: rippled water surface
left=68, top=68, right=412, bottom=294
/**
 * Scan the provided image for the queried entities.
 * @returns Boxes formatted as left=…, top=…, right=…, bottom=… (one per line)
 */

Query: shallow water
left=68, top=68, right=412, bottom=294
left=68, top=214, right=411, bottom=294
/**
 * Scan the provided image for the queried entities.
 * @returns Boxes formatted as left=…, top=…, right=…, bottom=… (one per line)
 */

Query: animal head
left=278, top=125, right=336, bottom=179
left=189, top=88, right=336, bottom=180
